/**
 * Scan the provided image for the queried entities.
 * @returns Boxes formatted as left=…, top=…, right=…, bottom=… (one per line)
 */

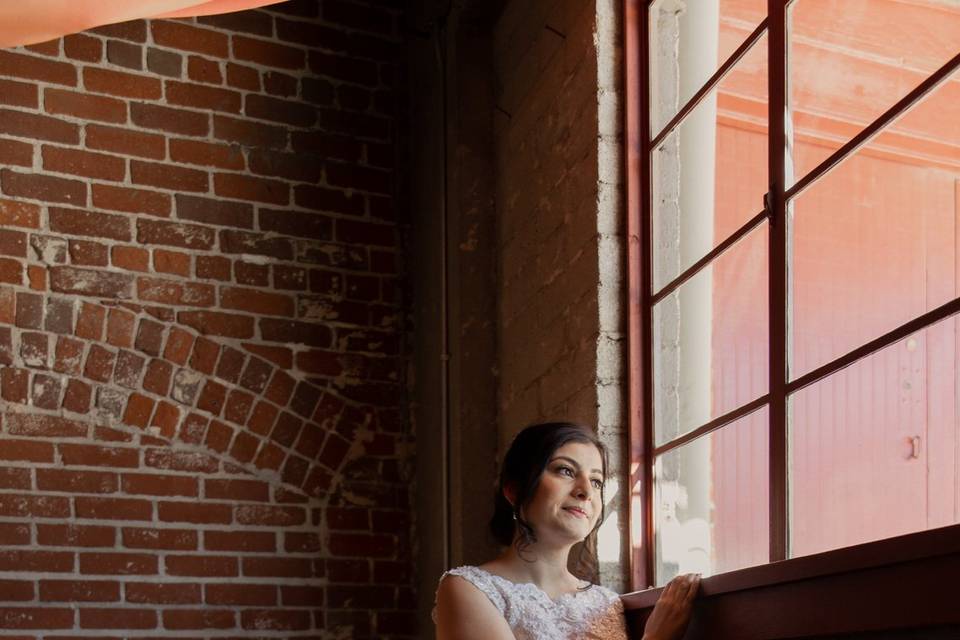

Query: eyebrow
left=550, top=455, right=603, bottom=476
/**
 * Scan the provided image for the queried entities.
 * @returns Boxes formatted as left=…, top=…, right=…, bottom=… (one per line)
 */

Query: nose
left=572, top=474, right=593, bottom=500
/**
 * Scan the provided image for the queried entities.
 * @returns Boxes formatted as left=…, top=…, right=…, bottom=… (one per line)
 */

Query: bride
left=434, top=422, right=699, bottom=640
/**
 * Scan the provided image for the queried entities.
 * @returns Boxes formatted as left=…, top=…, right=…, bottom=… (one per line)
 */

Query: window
left=627, top=0, right=960, bottom=589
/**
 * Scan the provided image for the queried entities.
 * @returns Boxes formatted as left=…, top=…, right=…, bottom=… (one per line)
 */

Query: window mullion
left=767, top=0, right=789, bottom=564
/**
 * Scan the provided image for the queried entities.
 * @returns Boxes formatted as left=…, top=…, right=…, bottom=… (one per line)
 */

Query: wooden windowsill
left=621, top=523, right=960, bottom=639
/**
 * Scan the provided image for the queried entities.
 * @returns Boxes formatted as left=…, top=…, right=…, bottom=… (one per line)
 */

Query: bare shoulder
left=435, top=574, right=514, bottom=640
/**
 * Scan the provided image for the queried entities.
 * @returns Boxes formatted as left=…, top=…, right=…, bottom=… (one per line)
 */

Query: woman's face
left=520, top=441, right=605, bottom=545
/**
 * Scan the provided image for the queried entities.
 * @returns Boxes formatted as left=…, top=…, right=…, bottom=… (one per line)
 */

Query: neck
left=496, top=538, right=582, bottom=592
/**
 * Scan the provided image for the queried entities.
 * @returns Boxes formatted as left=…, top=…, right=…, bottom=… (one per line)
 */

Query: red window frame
left=625, top=0, right=960, bottom=590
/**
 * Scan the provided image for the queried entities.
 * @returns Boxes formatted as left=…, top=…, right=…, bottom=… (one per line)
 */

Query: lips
left=563, top=506, right=588, bottom=519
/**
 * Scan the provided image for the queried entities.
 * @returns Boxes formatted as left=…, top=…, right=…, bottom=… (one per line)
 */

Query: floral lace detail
left=433, top=565, right=628, bottom=640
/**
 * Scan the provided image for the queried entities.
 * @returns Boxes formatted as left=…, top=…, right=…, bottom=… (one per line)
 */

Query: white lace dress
left=433, top=565, right=628, bottom=639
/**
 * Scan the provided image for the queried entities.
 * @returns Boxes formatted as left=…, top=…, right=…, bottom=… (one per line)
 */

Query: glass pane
left=790, top=316, right=960, bottom=558
left=789, top=66, right=960, bottom=379
left=652, top=32, right=768, bottom=293
left=655, top=406, right=769, bottom=585
left=789, top=0, right=960, bottom=180
left=649, top=0, right=767, bottom=137
left=654, top=223, right=768, bottom=447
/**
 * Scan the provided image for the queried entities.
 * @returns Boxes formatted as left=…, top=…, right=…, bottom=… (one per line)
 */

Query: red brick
left=64, top=34, right=103, bottom=62
left=37, top=524, right=115, bottom=548
left=91, top=21, right=147, bottom=42
left=83, top=67, right=161, bottom=99
left=178, top=310, right=255, bottom=339
left=240, top=609, right=310, bottom=631
left=0, top=370, right=30, bottom=406
left=0, top=494, right=70, bottom=518
left=83, top=344, right=117, bottom=382
left=226, top=62, right=260, bottom=91
left=233, top=36, right=305, bottom=69
left=0, top=606, right=73, bottom=629
left=0, top=137, right=33, bottom=167
left=68, top=239, right=108, bottom=266
left=0, top=579, right=34, bottom=602
left=5, top=413, right=86, bottom=438
left=173, top=143, right=243, bottom=178
left=152, top=22, right=229, bottom=57
left=51, top=266, right=134, bottom=299
left=39, top=579, right=119, bottom=602
left=131, top=160, right=208, bottom=192
left=86, top=124, right=166, bottom=160
left=106, top=308, right=136, bottom=348
left=213, top=114, right=286, bottom=148
left=121, top=472, right=197, bottom=497
left=0, top=79, right=38, bottom=108
left=0, top=550, right=73, bottom=573
left=204, top=530, right=275, bottom=552
left=280, top=584, right=324, bottom=606
left=78, top=607, right=157, bottom=629
left=236, top=504, right=307, bottom=527
left=206, top=583, right=276, bottom=606
left=130, top=102, right=210, bottom=136
left=220, top=230, right=294, bottom=259
left=150, top=400, right=181, bottom=438
left=214, top=173, right=289, bottom=205
left=196, top=255, right=232, bottom=281
left=106, top=39, right=143, bottom=70
left=45, top=88, right=126, bottom=123
left=165, top=555, right=237, bottom=577
left=214, top=346, right=245, bottom=382
left=144, top=448, right=218, bottom=473
left=163, top=609, right=235, bottom=630
left=204, top=419, right=234, bottom=453
left=62, top=378, right=92, bottom=413
left=0, top=258, right=23, bottom=285
left=75, top=497, right=153, bottom=522
left=187, top=55, right=223, bottom=84
left=189, top=336, right=220, bottom=374
left=0, top=50, right=76, bottom=85
left=242, top=556, right=312, bottom=578
left=158, top=501, right=232, bottom=525
left=163, top=326, right=195, bottom=365
left=221, top=286, right=295, bottom=317
left=204, top=478, right=270, bottom=502
left=123, top=393, right=155, bottom=428
left=176, top=194, right=253, bottom=228
left=125, top=582, right=201, bottom=604
left=59, top=443, right=138, bottom=468
left=122, top=527, right=198, bottom=550
left=115, top=349, right=148, bottom=389
left=1, top=169, right=85, bottom=205
left=264, top=70, right=298, bottom=96
left=137, top=219, right=216, bottom=250
left=0, top=199, right=40, bottom=229
left=93, top=184, right=171, bottom=217
left=49, top=207, right=131, bottom=240
left=36, top=468, right=116, bottom=494
left=235, top=260, right=269, bottom=285
left=166, top=80, right=241, bottom=113
left=152, top=249, right=191, bottom=277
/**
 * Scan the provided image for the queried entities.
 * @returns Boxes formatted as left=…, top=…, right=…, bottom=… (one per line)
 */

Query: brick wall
left=493, top=0, right=628, bottom=590
left=0, top=1, right=413, bottom=637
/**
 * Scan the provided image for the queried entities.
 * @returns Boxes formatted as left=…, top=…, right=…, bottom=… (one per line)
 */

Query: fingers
left=684, top=574, right=701, bottom=603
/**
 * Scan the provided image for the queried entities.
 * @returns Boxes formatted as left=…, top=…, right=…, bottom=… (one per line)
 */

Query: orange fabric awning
left=0, top=1, right=286, bottom=48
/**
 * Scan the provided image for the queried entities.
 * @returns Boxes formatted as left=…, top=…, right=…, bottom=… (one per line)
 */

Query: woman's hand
left=641, top=573, right=701, bottom=640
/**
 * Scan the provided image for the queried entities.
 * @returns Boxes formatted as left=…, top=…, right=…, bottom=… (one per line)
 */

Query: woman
left=434, top=422, right=699, bottom=640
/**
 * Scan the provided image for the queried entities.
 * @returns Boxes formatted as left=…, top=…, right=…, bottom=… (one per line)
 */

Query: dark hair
left=489, top=421, right=608, bottom=580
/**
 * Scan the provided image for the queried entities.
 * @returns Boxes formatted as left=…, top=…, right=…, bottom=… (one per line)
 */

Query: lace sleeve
left=431, top=565, right=508, bottom=624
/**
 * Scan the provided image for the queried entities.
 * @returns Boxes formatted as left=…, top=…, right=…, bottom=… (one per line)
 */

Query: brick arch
left=0, top=290, right=369, bottom=500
